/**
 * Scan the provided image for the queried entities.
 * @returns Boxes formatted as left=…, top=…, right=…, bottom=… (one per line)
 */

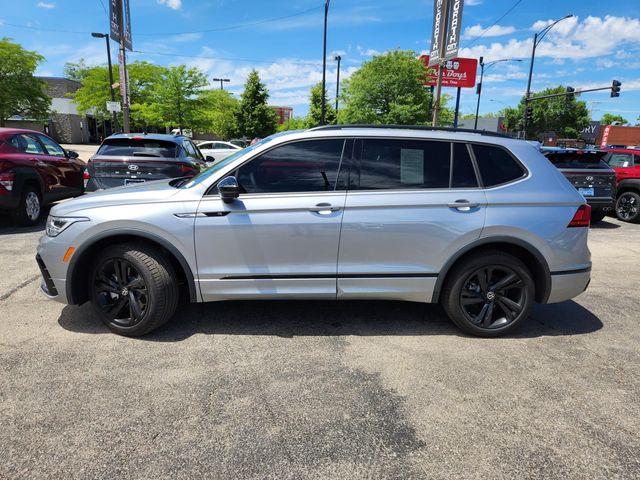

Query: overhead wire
left=462, top=0, right=524, bottom=48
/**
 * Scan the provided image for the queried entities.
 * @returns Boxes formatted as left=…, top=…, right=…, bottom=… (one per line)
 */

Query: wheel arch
left=432, top=237, right=551, bottom=304
left=66, top=230, right=198, bottom=305
left=616, top=179, right=640, bottom=195
left=12, top=167, right=45, bottom=199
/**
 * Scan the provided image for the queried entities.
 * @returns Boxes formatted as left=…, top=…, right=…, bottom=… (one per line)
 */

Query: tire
left=12, top=185, right=42, bottom=227
left=89, top=243, right=179, bottom=336
left=441, top=251, right=535, bottom=337
left=615, top=191, right=640, bottom=223
left=590, top=210, right=606, bottom=223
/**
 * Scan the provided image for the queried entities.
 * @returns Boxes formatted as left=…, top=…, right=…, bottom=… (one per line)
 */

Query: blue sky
left=2, top=0, right=640, bottom=121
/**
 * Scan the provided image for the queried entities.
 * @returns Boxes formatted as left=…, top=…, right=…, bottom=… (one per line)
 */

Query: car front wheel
left=90, top=243, right=179, bottom=336
left=616, top=191, right=640, bottom=223
left=442, top=251, right=535, bottom=337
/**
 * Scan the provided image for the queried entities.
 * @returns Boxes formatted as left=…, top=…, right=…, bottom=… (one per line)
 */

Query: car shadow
left=58, top=299, right=603, bottom=342
left=0, top=208, right=48, bottom=234
left=591, top=219, right=621, bottom=229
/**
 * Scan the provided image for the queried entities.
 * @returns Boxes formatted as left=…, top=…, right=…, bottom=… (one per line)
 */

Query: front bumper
left=546, top=269, right=591, bottom=303
left=36, top=235, right=72, bottom=304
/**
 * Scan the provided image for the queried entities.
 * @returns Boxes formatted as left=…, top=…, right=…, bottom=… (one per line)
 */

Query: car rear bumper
left=584, top=198, right=615, bottom=211
left=546, top=268, right=591, bottom=303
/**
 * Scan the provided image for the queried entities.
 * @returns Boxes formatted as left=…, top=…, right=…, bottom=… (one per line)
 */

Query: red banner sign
left=419, top=55, right=478, bottom=88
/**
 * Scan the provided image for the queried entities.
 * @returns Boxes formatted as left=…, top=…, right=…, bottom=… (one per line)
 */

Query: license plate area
left=578, top=187, right=594, bottom=197
left=125, top=179, right=145, bottom=185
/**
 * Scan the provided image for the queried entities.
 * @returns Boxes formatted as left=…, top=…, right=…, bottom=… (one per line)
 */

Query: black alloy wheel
left=616, top=191, right=640, bottom=223
left=459, top=266, right=527, bottom=330
left=442, top=251, right=535, bottom=337
left=94, top=258, right=149, bottom=327
left=89, top=243, right=179, bottom=336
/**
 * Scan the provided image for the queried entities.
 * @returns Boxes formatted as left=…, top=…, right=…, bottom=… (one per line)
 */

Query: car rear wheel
left=90, top=243, right=179, bottom=336
left=13, top=186, right=42, bottom=227
left=442, top=251, right=535, bottom=337
left=616, top=191, right=640, bottom=223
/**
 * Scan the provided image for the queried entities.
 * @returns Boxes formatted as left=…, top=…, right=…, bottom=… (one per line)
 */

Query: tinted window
left=472, top=144, right=525, bottom=187
left=182, top=139, right=202, bottom=160
left=97, top=138, right=178, bottom=158
left=37, top=134, right=66, bottom=157
left=451, top=143, right=478, bottom=188
left=9, top=134, right=45, bottom=154
left=236, top=139, right=344, bottom=194
left=357, top=139, right=451, bottom=190
left=544, top=151, right=609, bottom=169
left=607, top=153, right=633, bottom=168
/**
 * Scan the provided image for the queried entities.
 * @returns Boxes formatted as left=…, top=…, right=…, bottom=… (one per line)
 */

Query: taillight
left=0, top=171, right=15, bottom=193
left=179, top=163, right=198, bottom=176
left=83, top=169, right=91, bottom=188
left=568, top=204, right=591, bottom=228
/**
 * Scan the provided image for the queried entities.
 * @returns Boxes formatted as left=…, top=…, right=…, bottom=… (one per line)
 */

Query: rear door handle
left=309, top=202, right=341, bottom=214
left=448, top=199, right=480, bottom=211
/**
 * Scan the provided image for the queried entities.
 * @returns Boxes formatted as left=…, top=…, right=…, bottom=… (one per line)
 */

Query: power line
left=463, top=0, right=524, bottom=49
left=130, top=49, right=321, bottom=66
left=98, top=0, right=108, bottom=17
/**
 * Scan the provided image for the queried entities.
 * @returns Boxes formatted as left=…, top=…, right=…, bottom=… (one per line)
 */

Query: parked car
left=85, top=133, right=208, bottom=191
left=37, top=126, right=591, bottom=338
left=0, top=128, right=84, bottom=226
left=602, top=148, right=640, bottom=223
left=541, top=147, right=616, bottom=223
left=229, top=138, right=249, bottom=148
left=196, top=140, right=241, bottom=164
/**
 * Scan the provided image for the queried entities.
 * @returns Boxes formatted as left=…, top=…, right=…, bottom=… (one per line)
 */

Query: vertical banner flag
left=444, top=0, right=464, bottom=60
left=428, top=0, right=449, bottom=66
left=109, top=0, right=122, bottom=44
left=123, top=0, right=133, bottom=51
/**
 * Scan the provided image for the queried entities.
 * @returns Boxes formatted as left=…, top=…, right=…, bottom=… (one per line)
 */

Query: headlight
left=46, top=216, right=89, bottom=237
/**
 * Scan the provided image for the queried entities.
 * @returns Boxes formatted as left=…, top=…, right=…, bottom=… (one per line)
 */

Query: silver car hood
left=51, top=179, right=187, bottom=216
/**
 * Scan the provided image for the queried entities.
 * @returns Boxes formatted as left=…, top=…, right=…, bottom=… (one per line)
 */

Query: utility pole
left=320, top=0, right=330, bottom=125
left=334, top=54, right=341, bottom=119
left=213, top=78, right=230, bottom=90
left=431, top=0, right=450, bottom=127
left=91, top=32, right=118, bottom=132
left=118, top=28, right=130, bottom=132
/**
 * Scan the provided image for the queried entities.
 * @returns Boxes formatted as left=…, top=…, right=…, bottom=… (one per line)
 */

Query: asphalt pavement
left=1, top=214, right=639, bottom=479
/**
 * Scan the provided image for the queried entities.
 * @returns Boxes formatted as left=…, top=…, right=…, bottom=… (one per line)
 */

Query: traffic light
left=566, top=86, right=575, bottom=100
left=611, top=80, right=621, bottom=97
left=525, top=106, right=534, bottom=121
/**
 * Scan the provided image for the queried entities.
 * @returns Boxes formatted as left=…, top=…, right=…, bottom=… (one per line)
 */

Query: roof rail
left=307, top=124, right=512, bottom=139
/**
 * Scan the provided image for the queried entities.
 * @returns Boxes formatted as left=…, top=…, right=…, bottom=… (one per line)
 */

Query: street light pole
left=334, top=54, right=341, bottom=120
left=91, top=32, right=118, bottom=132
left=320, top=0, right=330, bottom=125
left=523, top=14, right=573, bottom=138
left=474, top=57, right=522, bottom=130
left=213, top=78, right=230, bottom=90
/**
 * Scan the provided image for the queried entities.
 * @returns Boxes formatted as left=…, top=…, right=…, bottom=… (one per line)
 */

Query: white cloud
left=170, top=33, right=203, bottom=43
left=463, top=24, right=516, bottom=40
left=36, top=1, right=55, bottom=8
left=466, top=0, right=483, bottom=5
left=157, top=0, right=181, bottom=10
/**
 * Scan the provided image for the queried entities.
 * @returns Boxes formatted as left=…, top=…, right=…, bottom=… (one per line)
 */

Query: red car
left=603, top=148, right=640, bottom=223
left=0, top=128, right=85, bottom=226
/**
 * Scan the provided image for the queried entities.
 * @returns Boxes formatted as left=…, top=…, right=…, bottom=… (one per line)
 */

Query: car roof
left=104, top=133, right=188, bottom=143
left=0, top=127, right=49, bottom=137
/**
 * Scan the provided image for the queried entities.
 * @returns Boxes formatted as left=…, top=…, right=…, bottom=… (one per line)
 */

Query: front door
left=194, top=138, right=348, bottom=301
left=337, top=138, right=487, bottom=302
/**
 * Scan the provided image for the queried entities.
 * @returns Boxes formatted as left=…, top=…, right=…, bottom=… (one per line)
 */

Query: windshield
left=181, top=136, right=276, bottom=189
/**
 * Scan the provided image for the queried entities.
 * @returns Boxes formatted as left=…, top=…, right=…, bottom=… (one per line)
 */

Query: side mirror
left=205, top=155, right=216, bottom=164
left=67, top=150, right=79, bottom=159
left=218, top=176, right=239, bottom=204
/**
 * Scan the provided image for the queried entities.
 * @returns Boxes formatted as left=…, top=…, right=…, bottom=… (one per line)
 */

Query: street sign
left=428, top=0, right=449, bottom=67
left=109, top=0, right=132, bottom=51
left=106, top=101, right=122, bottom=113
left=420, top=55, right=478, bottom=88
left=444, top=0, right=465, bottom=61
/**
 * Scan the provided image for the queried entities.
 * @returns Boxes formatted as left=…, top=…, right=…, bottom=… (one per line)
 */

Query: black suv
left=85, top=133, right=211, bottom=191
left=541, top=147, right=616, bottom=223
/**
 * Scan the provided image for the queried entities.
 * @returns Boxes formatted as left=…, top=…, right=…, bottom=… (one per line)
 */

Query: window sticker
left=400, top=149, right=424, bottom=184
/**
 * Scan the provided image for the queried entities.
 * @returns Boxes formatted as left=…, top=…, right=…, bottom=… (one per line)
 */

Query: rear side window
left=236, top=139, right=345, bottom=193
left=472, top=144, right=526, bottom=187
left=182, top=139, right=202, bottom=160
left=9, top=134, right=46, bottom=154
left=97, top=138, right=178, bottom=158
left=451, top=143, right=478, bottom=188
left=356, top=139, right=451, bottom=189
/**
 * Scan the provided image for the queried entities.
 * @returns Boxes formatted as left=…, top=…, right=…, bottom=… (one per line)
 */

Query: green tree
left=339, top=50, right=440, bottom=125
left=277, top=117, right=308, bottom=132
left=70, top=65, right=113, bottom=124
left=599, top=113, right=628, bottom=125
left=307, top=82, right=336, bottom=127
left=502, top=86, right=590, bottom=139
left=198, top=89, right=239, bottom=139
left=152, top=65, right=209, bottom=131
left=236, top=70, right=277, bottom=138
left=63, top=58, right=91, bottom=82
left=0, top=38, right=51, bottom=126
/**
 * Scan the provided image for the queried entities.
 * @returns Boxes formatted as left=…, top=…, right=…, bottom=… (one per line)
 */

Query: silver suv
left=37, top=126, right=592, bottom=337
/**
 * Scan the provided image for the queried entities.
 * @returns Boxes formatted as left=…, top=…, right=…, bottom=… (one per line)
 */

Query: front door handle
left=448, top=199, right=480, bottom=211
left=309, top=202, right=341, bottom=214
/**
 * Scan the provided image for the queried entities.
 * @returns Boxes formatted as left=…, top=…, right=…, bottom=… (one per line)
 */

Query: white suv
left=37, top=126, right=592, bottom=337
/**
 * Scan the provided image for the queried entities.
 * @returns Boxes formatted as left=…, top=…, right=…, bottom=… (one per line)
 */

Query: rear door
left=8, top=133, right=60, bottom=201
left=337, top=138, right=486, bottom=302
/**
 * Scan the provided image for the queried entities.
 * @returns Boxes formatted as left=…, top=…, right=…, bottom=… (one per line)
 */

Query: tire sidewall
left=14, top=186, right=42, bottom=227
